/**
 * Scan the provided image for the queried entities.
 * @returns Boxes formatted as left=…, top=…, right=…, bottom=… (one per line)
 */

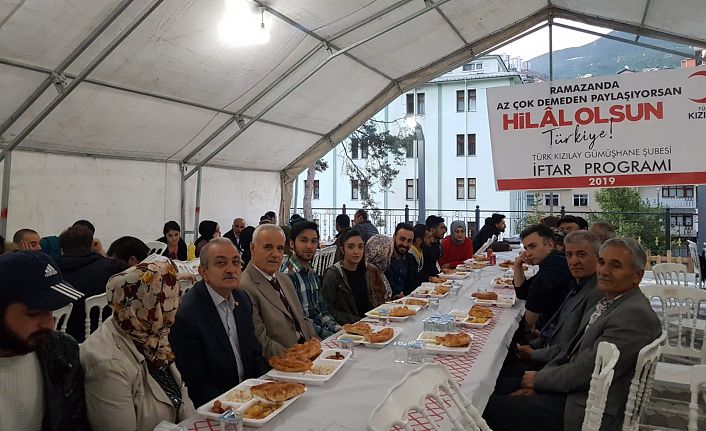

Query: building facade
left=291, top=56, right=523, bottom=241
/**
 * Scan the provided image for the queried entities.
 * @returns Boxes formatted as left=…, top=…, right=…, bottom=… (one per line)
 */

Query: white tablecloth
left=180, top=251, right=524, bottom=431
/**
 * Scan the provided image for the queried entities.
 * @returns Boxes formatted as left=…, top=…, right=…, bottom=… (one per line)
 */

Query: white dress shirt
left=206, top=284, right=245, bottom=381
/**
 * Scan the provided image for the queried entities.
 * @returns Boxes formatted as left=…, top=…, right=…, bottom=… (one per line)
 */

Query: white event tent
left=0, top=0, right=704, bottom=243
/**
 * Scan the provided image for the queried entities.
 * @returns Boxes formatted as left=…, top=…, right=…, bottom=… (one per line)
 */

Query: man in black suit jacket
left=223, top=217, right=246, bottom=253
left=170, top=238, right=268, bottom=407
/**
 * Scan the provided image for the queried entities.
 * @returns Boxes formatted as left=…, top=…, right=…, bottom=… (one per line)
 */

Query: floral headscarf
left=106, top=260, right=181, bottom=369
left=365, top=234, right=393, bottom=272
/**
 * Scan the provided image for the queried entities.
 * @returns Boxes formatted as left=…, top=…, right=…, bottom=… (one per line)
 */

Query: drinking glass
left=340, top=337, right=355, bottom=357
left=378, top=308, right=390, bottom=326
left=220, top=411, right=243, bottom=431
left=407, top=340, right=426, bottom=364
left=428, top=297, right=440, bottom=310
left=394, top=341, right=408, bottom=363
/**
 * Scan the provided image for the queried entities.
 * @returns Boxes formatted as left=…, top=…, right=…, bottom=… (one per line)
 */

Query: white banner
left=486, top=66, right=706, bottom=190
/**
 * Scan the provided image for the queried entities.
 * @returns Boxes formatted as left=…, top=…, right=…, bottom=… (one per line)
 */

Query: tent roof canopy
left=1, top=0, right=704, bottom=179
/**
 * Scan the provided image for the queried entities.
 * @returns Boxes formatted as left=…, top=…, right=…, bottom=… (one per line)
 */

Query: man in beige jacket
left=240, top=224, right=316, bottom=358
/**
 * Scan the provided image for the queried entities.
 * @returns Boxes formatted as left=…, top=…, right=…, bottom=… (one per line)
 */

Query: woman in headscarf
left=194, top=220, right=221, bottom=257
left=80, top=261, right=195, bottom=431
left=439, top=220, right=473, bottom=269
left=156, top=220, right=187, bottom=261
left=365, top=234, right=393, bottom=302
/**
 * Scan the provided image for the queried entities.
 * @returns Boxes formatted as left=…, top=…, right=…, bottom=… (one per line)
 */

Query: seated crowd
left=0, top=210, right=661, bottom=431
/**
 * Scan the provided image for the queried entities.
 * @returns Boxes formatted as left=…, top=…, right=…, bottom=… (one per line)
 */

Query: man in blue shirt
left=281, top=221, right=341, bottom=338
left=385, top=223, right=420, bottom=298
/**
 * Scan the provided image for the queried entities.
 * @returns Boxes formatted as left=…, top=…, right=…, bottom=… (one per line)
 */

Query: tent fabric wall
left=1, top=0, right=704, bottom=232
left=2, top=150, right=280, bottom=244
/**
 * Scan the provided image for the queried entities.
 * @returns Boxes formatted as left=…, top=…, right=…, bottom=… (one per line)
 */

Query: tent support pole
left=183, top=0, right=455, bottom=180
left=193, top=167, right=202, bottom=244
left=548, top=14, right=555, bottom=217
left=0, top=0, right=166, bottom=163
left=0, top=0, right=135, bottom=140
left=0, top=151, right=11, bottom=238
left=180, top=163, right=186, bottom=238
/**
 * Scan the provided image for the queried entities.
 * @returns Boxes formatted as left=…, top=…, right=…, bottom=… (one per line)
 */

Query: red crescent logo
left=688, top=70, right=706, bottom=103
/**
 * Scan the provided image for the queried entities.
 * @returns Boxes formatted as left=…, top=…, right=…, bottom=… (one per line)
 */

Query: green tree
left=593, top=187, right=666, bottom=254
left=341, top=120, right=413, bottom=227
left=302, top=159, right=328, bottom=220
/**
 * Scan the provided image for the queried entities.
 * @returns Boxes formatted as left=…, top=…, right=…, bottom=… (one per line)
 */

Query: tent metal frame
left=0, top=0, right=704, bottom=237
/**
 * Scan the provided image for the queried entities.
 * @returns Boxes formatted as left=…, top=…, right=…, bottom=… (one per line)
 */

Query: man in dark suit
left=240, top=224, right=317, bottom=358
left=170, top=238, right=268, bottom=407
left=484, top=238, right=661, bottom=431
left=223, top=217, right=246, bottom=253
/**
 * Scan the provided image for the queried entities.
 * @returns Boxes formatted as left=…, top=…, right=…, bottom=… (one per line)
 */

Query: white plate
left=386, top=297, right=429, bottom=308
left=337, top=325, right=403, bottom=348
left=417, top=331, right=473, bottom=356
left=448, top=308, right=492, bottom=329
left=439, top=272, right=470, bottom=280
left=196, top=378, right=306, bottom=427
left=365, top=304, right=422, bottom=320
left=411, top=284, right=450, bottom=299
left=266, top=349, right=351, bottom=385
left=490, top=277, right=514, bottom=288
left=473, top=296, right=517, bottom=308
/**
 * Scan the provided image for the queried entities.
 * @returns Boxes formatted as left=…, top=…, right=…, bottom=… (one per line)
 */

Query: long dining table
left=179, top=251, right=525, bottom=431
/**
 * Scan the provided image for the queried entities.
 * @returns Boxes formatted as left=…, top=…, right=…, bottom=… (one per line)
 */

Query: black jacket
left=169, top=281, right=269, bottom=407
left=156, top=236, right=188, bottom=261
left=515, top=251, right=573, bottom=329
left=36, top=331, right=92, bottom=431
left=223, top=230, right=243, bottom=253
left=352, top=220, right=379, bottom=242
left=57, top=252, right=124, bottom=342
left=473, top=223, right=499, bottom=252
left=385, top=252, right=420, bottom=296
left=420, top=242, right=442, bottom=281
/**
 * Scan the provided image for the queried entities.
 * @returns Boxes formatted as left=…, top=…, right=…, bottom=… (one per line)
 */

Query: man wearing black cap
left=473, top=213, right=506, bottom=252
left=0, top=251, right=92, bottom=430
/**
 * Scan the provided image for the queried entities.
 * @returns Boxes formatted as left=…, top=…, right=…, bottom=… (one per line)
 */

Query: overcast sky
left=491, top=19, right=613, bottom=60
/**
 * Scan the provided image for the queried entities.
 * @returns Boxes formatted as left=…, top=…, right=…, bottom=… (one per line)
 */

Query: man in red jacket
left=439, top=220, right=473, bottom=269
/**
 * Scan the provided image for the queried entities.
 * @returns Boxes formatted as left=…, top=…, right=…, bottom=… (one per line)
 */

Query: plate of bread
left=471, top=291, right=516, bottom=308
left=365, top=304, right=421, bottom=320
left=416, top=331, right=473, bottom=355
left=411, top=283, right=450, bottom=298
left=448, top=308, right=493, bottom=329
left=490, top=277, right=514, bottom=288
left=337, top=322, right=403, bottom=348
left=266, top=339, right=351, bottom=385
left=197, top=378, right=306, bottom=427
left=387, top=297, right=429, bottom=308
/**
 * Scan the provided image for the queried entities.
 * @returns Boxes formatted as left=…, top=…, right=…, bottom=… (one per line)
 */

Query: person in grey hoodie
left=351, top=209, right=379, bottom=242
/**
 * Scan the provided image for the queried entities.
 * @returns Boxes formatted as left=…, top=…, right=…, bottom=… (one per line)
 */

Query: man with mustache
left=170, top=238, right=267, bottom=407
left=0, top=251, right=92, bottom=430
left=240, top=224, right=316, bottom=358
left=484, top=238, right=661, bottom=431
left=385, top=223, right=419, bottom=298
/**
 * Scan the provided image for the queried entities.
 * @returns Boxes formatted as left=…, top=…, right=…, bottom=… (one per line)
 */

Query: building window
left=351, top=180, right=359, bottom=200
left=467, top=134, right=476, bottom=156
left=671, top=214, right=694, bottom=226
left=405, top=139, right=414, bottom=158
left=304, top=180, right=320, bottom=200
left=406, top=94, right=414, bottom=115
left=462, top=63, right=483, bottom=71
left=360, top=141, right=368, bottom=159
left=405, top=179, right=418, bottom=200
left=467, top=178, right=477, bottom=200
left=416, top=93, right=425, bottom=115
left=572, top=193, right=589, bottom=207
left=662, top=186, right=694, bottom=198
left=456, top=134, right=465, bottom=156
left=350, top=139, right=359, bottom=159
left=456, top=178, right=464, bottom=200
left=543, top=193, right=560, bottom=206
left=456, top=90, right=464, bottom=112
left=526, top=193, right=537, bottom=207
left=467, top=89, right=477, bottom=111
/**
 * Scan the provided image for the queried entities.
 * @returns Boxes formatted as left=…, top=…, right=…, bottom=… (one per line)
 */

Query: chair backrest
left=688, top=364, right=706, bottom=431
left=652, top=263, right=689, bottom=286
left=687, top=240, right=703, bottom=288
left=367, top=363, right=490, bottom=431
left=145, top=241, right=167, bottom=256
left=474, top=235, right=497, bottom=257
left=622, top=332, right=665, bottom=431
left=583, top=342, right=621, bottom=431
left=52, top=303, right=73, bottom=332
left=640, top=285, right=706, bottom=363
left=84, top=293, right=109, bottom=339
left=312, top=246, right=337, bottom=277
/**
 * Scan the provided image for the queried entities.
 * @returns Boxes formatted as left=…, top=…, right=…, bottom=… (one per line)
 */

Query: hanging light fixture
left=218, top=0, right=270, bottom=46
